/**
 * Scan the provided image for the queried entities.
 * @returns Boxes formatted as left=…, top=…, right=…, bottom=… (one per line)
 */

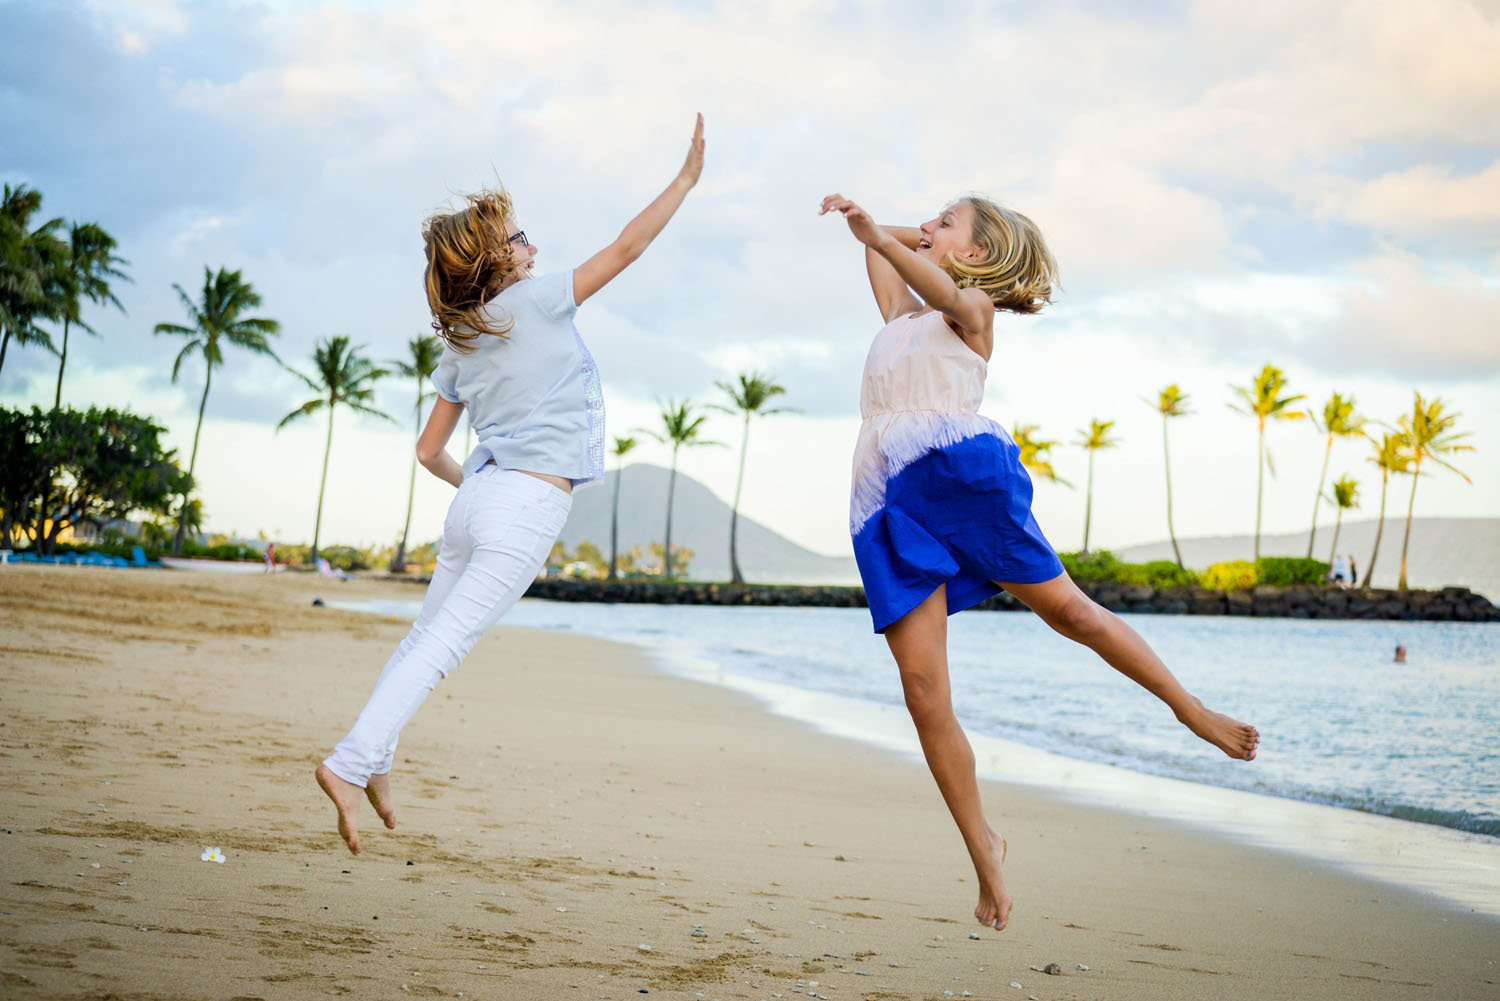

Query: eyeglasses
left=507, top=230, right=528, bottom=248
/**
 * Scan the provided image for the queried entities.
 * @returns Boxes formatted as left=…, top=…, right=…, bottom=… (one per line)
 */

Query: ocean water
left=338, top=596, right=1500, bottom=911
left=348, top=597, right=1500, bottom=838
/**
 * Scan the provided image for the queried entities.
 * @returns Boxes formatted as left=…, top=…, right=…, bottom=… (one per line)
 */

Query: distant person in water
left=1395, top=644, right=1407, bottom=663
left=315, top=116, right=706, bottom=855
left=819, top=190, right=1259, bottom=932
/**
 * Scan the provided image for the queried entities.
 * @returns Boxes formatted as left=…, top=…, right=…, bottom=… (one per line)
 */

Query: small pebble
left=1010, top=983, right=1023, bottom=990
left=968, top=932, right=980, bottom=940
left=1043, top=963, right=1061, bottom=975
left=637, top=944, right=652, bottom=952
left=1077, top=963, right=1089, bottom=971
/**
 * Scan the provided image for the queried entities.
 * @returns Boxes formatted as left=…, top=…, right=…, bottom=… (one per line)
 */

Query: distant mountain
left=560, top=463, right=859, bottom=585
left=1113, top=517, right=1500, bottom=600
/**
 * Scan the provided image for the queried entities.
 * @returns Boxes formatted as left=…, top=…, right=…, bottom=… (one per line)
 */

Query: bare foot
left=972, top=829, right=1012, bottom=931
left=315, top=764, right=364, bottom=855
left=1180, top=699, right=1260, bottom=760
left=365, top=772, right=397, bottom=831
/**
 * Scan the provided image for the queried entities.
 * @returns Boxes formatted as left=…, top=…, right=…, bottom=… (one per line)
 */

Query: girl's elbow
left=415, top=444, right=440, bottom=469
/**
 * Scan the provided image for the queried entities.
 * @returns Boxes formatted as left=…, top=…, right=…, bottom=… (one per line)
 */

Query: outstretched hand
left=678, top=113, right=706, bottom=188
left=820, top=193, right=884, bottom=248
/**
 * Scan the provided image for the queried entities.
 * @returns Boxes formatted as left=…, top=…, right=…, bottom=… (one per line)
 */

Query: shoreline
left=336, top=593, right=1500, bottom=916
left=3, top=566, right=1497, bottom=1000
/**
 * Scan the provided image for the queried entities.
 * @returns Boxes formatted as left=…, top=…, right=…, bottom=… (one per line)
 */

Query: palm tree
left=640, top=399, right=721, bottom=579
left=1305, top=391, right=1366, bottom=558
left=1145, top=384, right=1192, bottom=568
left=277, top=336, right=393, bottom=564
left=389, top=334, right=442, bottom=571
left=52, top=222, right=130, bottom=409
left=1394, top=393, right=1473, bottom=590
left=1076, top=418, right=1119, bottom=554
left=607, top=435, right=638, bottom=580
left=0, top=184, right=66, bottom=374
left=1361, top=431, right=1412, bottom=588
left=154, top=267, right=281, bottom=554
left=1229, top=363, right=1307, bottom=559
left=1324, top=474, right=1359, bottom=568
left=709, top=372, right=794, bottom=584
left=1011, top=423, right=1070, bottom=487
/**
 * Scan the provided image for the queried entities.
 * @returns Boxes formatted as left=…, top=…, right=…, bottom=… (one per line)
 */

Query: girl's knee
left=1047, top=591, right=1107, bottom=642
left=900, top=671, right=952, bottom=724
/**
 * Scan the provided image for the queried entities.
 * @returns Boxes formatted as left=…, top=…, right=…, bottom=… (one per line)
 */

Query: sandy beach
left=1, top=566, right=1496, bottom=1000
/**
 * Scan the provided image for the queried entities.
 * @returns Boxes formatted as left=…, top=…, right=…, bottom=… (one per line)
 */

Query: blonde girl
left=820, top=192, right=1259, bottom=930
left=315, top=116, right=706, bottom=855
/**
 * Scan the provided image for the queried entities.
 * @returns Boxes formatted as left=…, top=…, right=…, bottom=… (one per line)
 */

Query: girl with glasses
left=316, top=116, right=706, bottom=855
left=819, top=191, right=1259, bottom=931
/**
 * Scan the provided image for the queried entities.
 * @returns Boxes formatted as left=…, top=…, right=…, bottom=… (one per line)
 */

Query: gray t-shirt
left=432, top=269, right=605, bottom=485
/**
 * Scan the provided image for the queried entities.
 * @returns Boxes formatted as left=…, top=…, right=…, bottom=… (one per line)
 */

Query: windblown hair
left=945, top=195, right=1058, bottom=315
left=421, top=188, right=520, bottom=351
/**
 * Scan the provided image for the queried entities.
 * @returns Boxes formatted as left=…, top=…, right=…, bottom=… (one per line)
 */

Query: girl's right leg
left=885, top=584, right=1012, bottom=930
left=316, top=470, right=571, bottom=854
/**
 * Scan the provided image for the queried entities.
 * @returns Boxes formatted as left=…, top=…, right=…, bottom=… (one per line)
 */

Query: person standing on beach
left=819, top=192, right=1259, bottom=931
left=316, top=115, right=706, bottom=855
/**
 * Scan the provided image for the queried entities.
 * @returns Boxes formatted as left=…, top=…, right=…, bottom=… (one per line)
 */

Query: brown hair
left=421, top=188, right=520, bottom=351
left=945, top=196, right=1058, bottom=314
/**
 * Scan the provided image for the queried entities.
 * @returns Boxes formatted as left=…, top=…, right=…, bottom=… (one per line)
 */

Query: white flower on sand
left=200, top=847, right=225, bottom=864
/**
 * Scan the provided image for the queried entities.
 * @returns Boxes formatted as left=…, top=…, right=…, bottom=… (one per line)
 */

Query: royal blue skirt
left=852, top=433, right=1063, bottom=633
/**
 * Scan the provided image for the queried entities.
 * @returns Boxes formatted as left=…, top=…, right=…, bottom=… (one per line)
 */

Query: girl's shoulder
left=492, top=270, right=577, bottom=321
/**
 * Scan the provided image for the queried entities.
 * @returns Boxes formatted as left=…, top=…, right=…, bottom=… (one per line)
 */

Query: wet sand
left=1, top=566, right=1496, bottom=999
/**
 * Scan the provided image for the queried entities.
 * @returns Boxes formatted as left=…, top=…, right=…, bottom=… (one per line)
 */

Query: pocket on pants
left=467, top=473, right=572, bottom=553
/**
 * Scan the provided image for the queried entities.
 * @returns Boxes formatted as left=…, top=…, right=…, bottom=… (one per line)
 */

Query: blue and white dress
left=851, top=310, right=1063, bottom=632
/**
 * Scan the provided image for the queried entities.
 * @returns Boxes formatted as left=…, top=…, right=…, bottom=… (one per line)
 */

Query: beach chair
left=131, top=546, right=164, bottom=569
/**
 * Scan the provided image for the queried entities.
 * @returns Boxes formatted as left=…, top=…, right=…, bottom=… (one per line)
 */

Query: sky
left=3, top=0, right=1497, bottom=559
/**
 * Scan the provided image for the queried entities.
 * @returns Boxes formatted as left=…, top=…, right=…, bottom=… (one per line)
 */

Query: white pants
left=323, top=466, right=572, bottom=787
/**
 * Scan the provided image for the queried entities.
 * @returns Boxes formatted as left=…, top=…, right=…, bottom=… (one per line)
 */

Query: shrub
left=1117, top=559, right=1197, bottom=590
left=1201, top=560, right=1258, bottom=591
left=1256, top=556, right=1328, bottom=587
left=1058, top=550, right=1123, bottom=582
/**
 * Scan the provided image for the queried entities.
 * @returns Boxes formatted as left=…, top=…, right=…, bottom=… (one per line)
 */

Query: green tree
left=1324, top=474, right=1360, bottom=569
left=710, top=372, right=794, bottom=584
left=607, top=435, right=638, bottom=580
left=1012, top=423, right=1070, bottom=487
left=52, top=222, right=130, bottom=409
left=0, top=406, right=188, bottom=554
left=1076, top=418, right=1120, bottom=554
left=1394, top=393, right=1473, bottom=590
left=389, top=334, right=442, bottom=571
left=640, top=399, right=721, bottom=579
left=0, top=184, right=67, bottom=374
left=1145, top=384, right=1192, bottom=568
left=154, top=266, right=280, bottom=553
left=1361, top=431, right=1412, bottom=588
left=1229, top=364, right=1307, bottom=559
left=277, top=336, right=393, bottom=565
left=1305, top=391, right=1366, bottom=558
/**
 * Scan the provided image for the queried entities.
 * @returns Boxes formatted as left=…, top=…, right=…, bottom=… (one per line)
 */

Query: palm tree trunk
left=312, top=401, right=336, bottom=565
left=392, top=395, right=420, bottom=571
left=0, top=328, right=10, bottom=373
left=1162, top=416, right=1183, bottom=568
left=1254, top=420, right=1265, bottom=561
left=1362, top=471, right=1387, bottom=587
left=1397, top=462, right=1420, bottom=590
left=608, top=464, right=623, bottom=580
left=1327, top=510, right=1343, bottom=568
left=1082, top=448, right=1095, bottom=554
left=729, top=416, right=749, bottom=584
left=1307, top=436, right=1332, bottom=558
left=53, top=318, right=70, bottom=410
left=664, top=449, right=679, bottom=579
left=173, top=363, right=212, bottom=556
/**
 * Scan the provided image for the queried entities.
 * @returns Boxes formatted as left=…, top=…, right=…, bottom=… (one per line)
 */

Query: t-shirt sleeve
left=532, top=269, right=578, bottom=321
left=431, top=349, right=461, bottom=403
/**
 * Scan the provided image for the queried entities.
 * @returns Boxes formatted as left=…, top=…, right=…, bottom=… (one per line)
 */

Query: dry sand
left=1, top=566, right=1496, bottom=1000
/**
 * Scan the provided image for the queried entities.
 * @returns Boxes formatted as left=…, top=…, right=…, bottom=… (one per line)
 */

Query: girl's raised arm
left=863, top=224, right=923, bottom=323
left=821, top=194, right=992, bottom=343
left=573, top=114, right=706, bottom=306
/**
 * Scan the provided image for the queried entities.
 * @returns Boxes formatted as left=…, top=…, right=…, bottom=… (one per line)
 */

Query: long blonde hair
left=945, top=196, right=1058, bottom=315
left=421, top=188, right=520, bottom=351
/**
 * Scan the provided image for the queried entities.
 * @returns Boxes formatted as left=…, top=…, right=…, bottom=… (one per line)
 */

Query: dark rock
left=1043, top=963, right=1062, bottom=975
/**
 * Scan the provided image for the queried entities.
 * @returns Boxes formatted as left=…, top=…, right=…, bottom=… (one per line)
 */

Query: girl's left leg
left=885, top=585, right=1013, bottom=930
left=998, top=572, right=1259, bottom=759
